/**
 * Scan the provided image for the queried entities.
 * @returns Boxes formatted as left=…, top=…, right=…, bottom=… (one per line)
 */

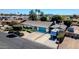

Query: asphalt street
left=0, top=32, right=52, bottom=49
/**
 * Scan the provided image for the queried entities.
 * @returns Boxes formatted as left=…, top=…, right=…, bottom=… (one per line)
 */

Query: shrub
left=14, top=31, right=24, bottom=37
left=57, top=33, right=65, bottom=44
left=77, top=22, right=79, bottom=24
left=64, top=20, right=72, bottom=27
left=40, top=16, right=47, bottom=21
left=27, top=29, right=32, bottom=33
left=5, top=27, right=13, bottom=31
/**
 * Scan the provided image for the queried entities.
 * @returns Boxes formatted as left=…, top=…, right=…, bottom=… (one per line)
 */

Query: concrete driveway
left=22, top=32, right=45, bottom=40
left=36, top=33, right=58, bottom=48
left=22, top=32, right=58, bottom=48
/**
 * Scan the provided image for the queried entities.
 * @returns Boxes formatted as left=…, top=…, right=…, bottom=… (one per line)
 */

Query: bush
left=77, top=22, right=79, bottom=24
left=12, top=26, right=22, bottom=31
left=27, top=29, right=33, bottom=33
left=19, top=33, right=24, bottom=37
left=22, top=28, right=27, bottom=31
left=5, top=28, right=11, bottom=31
left=14, top=31, right=24, bottom=37
left=64, top=20, right=72, bottom=27
left=57, top=33, right=65, bottom=44
left=40, top=16, right=47, bottom=21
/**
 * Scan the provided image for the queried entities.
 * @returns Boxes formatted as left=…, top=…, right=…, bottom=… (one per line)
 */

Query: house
left=1, top=19, right=25, bottom=25
left=22, top=21, right=53, bottom=33
left=67, top=26, right=79, bottom=34
left=72, top=19, right=79, bottom=22
left=72, top=19, right=79, bottom=26
left=66, top=26, right=79, bottom=38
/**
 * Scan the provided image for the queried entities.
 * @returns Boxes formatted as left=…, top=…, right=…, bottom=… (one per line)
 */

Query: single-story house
left=71, top=19, right=79, bottom=26
left=66, top=26, right=79, bottom=38
left=67, top=26, right=79, bottom=34
left=22, top=21, right=53, bottom=33
left=1, top=19, right=26, bottom=25
left=72, top=19, right=79, bottom=22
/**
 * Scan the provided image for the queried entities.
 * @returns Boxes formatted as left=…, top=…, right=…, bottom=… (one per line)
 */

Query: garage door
left=38, top=27, right=46, bottom=33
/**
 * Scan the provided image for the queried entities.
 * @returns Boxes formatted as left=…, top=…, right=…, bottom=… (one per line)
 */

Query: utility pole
left=57, top=43, right=60, bottom=49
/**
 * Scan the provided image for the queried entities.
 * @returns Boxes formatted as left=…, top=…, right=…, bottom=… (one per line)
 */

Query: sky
left=0, top=9, right=79, bottom=15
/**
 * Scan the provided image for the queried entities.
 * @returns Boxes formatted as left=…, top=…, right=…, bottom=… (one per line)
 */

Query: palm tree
left=17, top=12, right=19, bottom=15
left=0, top=13, right=3, bottom=16
left=35, top=9, right=41, bottom=20
left=40, top=12, right=44, bottom=16
left=29, top=9, right=45, bottom=21
left=29, top=10, right=37, bottom=21
left=35, top=9, right=41, bottom=14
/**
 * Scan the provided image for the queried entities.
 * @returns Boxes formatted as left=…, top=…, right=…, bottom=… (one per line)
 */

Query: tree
left=7, top=21, right=24, bottom=37
left=40, top=12, right=44, bottom=16
left=73, top=14, right=79, bottom=19
left=56, top=33, right=65, bottom=49
left=35, top=9, right=43, bottom=20
left=51, top=15, right=63, bottom=24
left=57, top=33, right=65, bottom=44
left=29, top=10, right=37, bottom=21
left=40, top=16, right=47, bottom=21
left=19, top=14, right=22, bottom=16
left=0, top=13, right=3, bottom=16
left=29, top=9, right=45, bottom=21
left=64, top=20, right=72, bottom=27
left=35, top=9, right=41, bottom=14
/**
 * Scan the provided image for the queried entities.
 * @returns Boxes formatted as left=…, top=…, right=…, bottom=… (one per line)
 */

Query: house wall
left=37, top=27, right=49, bottom=33
left=46, top=28, right=49, bottom=32
left=22, top=24, right=49, bottom=33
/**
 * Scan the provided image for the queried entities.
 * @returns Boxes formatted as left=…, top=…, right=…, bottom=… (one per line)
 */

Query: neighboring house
left=0, top=15, right=29, bottom=21
left=66, top=26, right=79, bottom=38
left=67, top=26, right=79, bottom=34
left=72, top=19, right=79, bottom=26
left=50, top=24, right=67, bottom=32
left=22, top=21, right=53, bottom=33
left=1, top=19, right=25, bottom=25
left=72, top=19, right=79, bottom=22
